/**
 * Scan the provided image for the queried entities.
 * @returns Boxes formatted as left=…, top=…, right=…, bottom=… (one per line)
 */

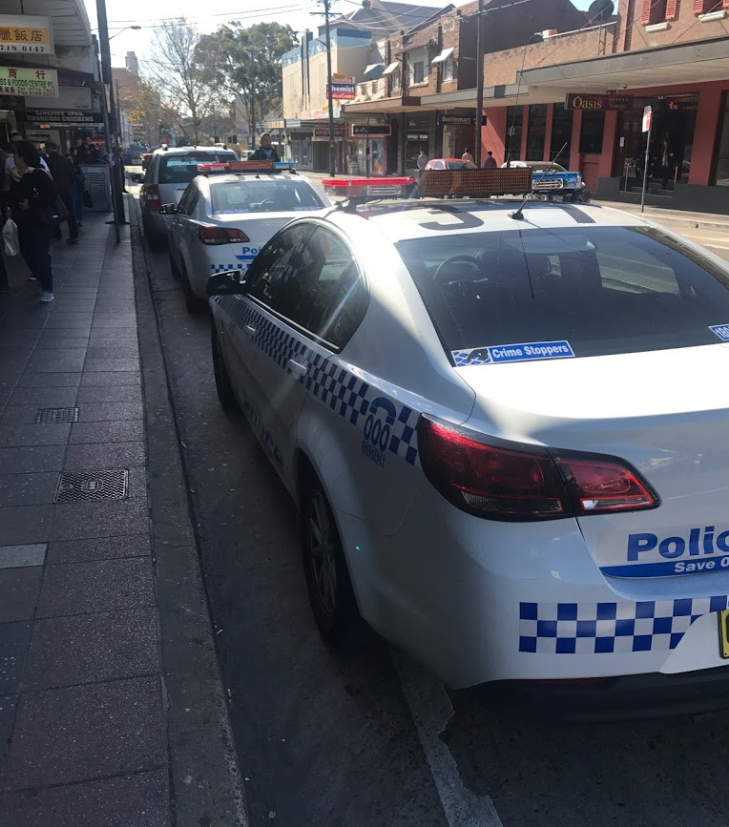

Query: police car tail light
left=418, top=417, right=658, bottom=520
left=556, top=458, right=656, bottom=513
left=418, top=418, right=567, bottom=520
left=198, top=226, right=250, bottom=245
left=146, top=185, right=161, bottom=212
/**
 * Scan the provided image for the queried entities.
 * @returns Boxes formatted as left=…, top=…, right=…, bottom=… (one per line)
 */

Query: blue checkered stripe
left=452, top=348, right=490, bottom=366
left=214, top=297, right=420, bottom=465
left=519, top=596, right=728, bottom=655
left=210, top=262, right=243, bottom=274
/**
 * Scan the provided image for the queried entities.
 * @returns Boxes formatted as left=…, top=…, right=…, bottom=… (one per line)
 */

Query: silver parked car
left=140, top=146, right=238, bottom=249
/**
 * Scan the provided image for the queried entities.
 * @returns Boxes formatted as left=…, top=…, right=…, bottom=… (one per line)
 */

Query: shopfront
left=404, top=114, right=433, bottom=172
left=438, top=112, right=477, bottom=160
left=349, top=122, right=390, bottom=176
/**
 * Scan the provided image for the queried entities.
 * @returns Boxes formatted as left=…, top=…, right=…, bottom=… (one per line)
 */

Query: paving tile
left=0, top=545, right=46, bottom=569
left=79, top=371, right=140, bottom=387
left=84, top=358, right=140, bottom=372
left=16, top=372, right=81, bottom=388
left=0, top=445, right=66, bottom=473
left=4, top=677, right=165, bottom=790
left=0, top=375, right=19, bottom=391
left=69, top=420, right=143, bottom=444
left=26, top=349, right=86, bottom=374
left=50, top=497, right=148, bottom=543
left=8, top=386, right=78, bottom=407
left=0, top=473, right=59, bottom=507
left=37, top=557, right=153, bottom=617
left=0, top=405, right=43, bottom=425
left=0, top=354, right=32, bottom=374
left=76, top=385, right=142, bottom=405
left=24, top=607, right=158, bottom=690
left=64, top=440, right=146, bottom=470
left=0, top=622, right=32, bottom=694
left=91, top=315, right=137, bottom=328
left=86, top=345, right=139, bottom=360
left=0, top=506, right=54, bottom=546
left=0, top=423, right=70, bottom=448
left=43, top=318, right=92, bottom=331
left=0, top=769, right=170, bottom=827
left=0, top=568, right=43, bottom=622
left=35, top=336, right=90, bottom=350
left=76, top=401, right=143, bottom=421
left=46, top=534, right=151, bottom=565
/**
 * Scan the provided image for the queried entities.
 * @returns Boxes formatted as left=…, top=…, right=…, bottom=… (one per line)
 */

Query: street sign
left=565, top=93, right=632, bottom=111
left=642, top=105, right=653, bottom=133
left=0, top=15, right=54, bottom=55
left=438, top=114, right=479, bottom=126
left=328, top=81, right=355, bottom=101
left=332, top=73, right=354, bottom=84
left=0, top=67, right=58, bottom=97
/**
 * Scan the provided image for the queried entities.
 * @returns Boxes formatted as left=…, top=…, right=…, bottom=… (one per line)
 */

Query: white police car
left=206, top=172, right=729, bottom=715
left=163, top=161, right=330, bottom=312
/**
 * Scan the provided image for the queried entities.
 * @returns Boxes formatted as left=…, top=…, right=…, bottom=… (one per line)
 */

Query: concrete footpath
left=0, top=209, right=246, bottom=825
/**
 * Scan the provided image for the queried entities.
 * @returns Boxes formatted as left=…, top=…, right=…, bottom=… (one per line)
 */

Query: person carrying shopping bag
left=9, top=141, right=57, bottom=302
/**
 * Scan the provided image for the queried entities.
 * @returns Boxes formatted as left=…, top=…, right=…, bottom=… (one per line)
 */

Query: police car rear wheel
left=302, top=481, right=359, bottom=642
left=211, top=328, right=238, bottom=412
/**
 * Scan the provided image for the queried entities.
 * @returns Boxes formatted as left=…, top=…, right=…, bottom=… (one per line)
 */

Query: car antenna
left=510, top=142, right=569, bottom=221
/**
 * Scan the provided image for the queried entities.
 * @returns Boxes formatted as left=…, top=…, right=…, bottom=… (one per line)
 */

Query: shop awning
left=521, top=35, right=729, bottom=94
left=364, top=63, right=385, bottom=78
left=431, top=47, right=454, bottom=65
left=0, top=0, right=91, bottom=47
left=382, top=62, right=400, bottom=76
left=342, top=95, right=422, bottom=114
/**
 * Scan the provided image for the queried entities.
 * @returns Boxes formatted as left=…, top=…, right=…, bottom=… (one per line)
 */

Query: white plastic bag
left=2, top=219, right=19, bottom=257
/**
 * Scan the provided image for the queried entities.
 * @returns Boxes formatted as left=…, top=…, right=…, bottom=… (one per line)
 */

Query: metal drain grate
left=36, top=407, right=80, bottom=424
left=55, top=470, right=129, bottom=503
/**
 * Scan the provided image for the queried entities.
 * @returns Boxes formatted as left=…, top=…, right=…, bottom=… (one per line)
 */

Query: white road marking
left=392, top=648, right=504, bottom=827
left=705, top=244, right=729, bottom=251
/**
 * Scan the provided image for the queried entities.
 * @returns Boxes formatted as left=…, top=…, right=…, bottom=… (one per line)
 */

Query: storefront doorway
left=616, top=93, right=698, bottom=193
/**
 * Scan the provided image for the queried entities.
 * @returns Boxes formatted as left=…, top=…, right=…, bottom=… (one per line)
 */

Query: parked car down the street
left=165, top=161, right=331, bottom=312
left=205, top=175, right=729, bottom=717
left=140, top=145, right=239, bottom=250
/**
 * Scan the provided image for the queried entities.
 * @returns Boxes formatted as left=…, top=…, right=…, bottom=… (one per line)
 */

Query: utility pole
left=474, top=0, right=484, bottom=168
left=249, top=51, right=256, bottom=149
left=323, top=0, right=336, bottom=175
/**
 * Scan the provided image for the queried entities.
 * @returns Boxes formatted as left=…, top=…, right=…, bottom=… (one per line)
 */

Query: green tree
left=195, top=22, right=297, bottom=145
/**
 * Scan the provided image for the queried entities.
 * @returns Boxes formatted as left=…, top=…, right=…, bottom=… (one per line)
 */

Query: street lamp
left=108, top=25, right=141, bottom=41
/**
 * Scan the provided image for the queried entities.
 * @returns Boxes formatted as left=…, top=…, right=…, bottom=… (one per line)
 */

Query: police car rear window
left=159, top=152, right=237, bottom=184
left=396, top=226, right=729, bottom=359
left=210, top=179, right=324, bottom=214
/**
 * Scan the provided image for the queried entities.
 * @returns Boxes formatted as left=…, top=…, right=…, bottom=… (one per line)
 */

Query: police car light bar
left=197, top=160, right=299, bottom=175
left=322, top=177, right=417, bottom=198
left=420, top=167, right=533, bottom=198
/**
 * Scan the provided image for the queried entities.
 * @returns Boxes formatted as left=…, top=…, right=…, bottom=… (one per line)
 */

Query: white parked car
left=205, top=180, right=729, bottom=717
left=165, top=162, right=330, bottom=312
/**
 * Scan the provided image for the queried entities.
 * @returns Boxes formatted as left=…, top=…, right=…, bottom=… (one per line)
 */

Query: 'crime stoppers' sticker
left=709, top=324, right=729, bottom=342
left=452, top=340, right=574, bottom=366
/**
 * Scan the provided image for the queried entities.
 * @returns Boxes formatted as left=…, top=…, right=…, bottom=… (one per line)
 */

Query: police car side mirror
left=158, top=203, right=177, bottom=215
left=206, top=270, right=246, bottom=296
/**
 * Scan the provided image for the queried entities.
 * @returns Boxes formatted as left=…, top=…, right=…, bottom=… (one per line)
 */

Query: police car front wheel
left=301, top=480, right=360, bottom=643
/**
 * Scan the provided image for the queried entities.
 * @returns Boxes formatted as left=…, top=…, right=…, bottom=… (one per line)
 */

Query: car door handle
left=244, top=324, right=256, bottom=337
left=287, top=358, right=308, bottom=377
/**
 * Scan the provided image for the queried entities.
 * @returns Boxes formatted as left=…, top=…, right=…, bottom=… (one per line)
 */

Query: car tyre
left=169, top=250, right=180, bottom=279
left=211, top=327, right=238, bottom=412
left=301, top=475, right=363, bottom=645
left=181, top=265, right=206, bottom=314
left=144, top=220, right=167, bottom=252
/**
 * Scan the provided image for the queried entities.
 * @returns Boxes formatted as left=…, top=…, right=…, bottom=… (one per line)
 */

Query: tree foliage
left=120, top=79, right=178, bottom=145
left=195, top=22, right=297, bottom=140
left=145, top=19, right=214, bottom=144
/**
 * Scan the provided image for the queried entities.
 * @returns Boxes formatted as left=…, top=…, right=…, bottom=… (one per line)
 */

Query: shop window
left=579, top=110, right=605, bottom=154
left=713, top=91, right=729, bottom=187
left=550, top=104, right=573, bottom=163
left=526, top=104, right=547, bottom=161
left=505, top=106, right=523, bottom=163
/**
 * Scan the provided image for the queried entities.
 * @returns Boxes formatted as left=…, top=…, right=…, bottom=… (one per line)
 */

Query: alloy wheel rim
left=307, top=491, right=337, bottom=617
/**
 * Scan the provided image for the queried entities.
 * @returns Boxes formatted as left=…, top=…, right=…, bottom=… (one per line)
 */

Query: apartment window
left=413, top=61, right=425, bottom=84
left=693, top=0, right=721, bottom=15
left=713, top=91, right=729, bottom=187
left=641, top=0, right=676, bottom=24
left=442, top=55, right=455, bottom=81
left=391, top=66, right=401, bottom=91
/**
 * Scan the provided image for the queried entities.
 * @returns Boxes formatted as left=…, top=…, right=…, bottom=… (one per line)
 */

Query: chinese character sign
left=0, top=66, right=58, bottom=97
left=0, top=16, right=54, bottom=55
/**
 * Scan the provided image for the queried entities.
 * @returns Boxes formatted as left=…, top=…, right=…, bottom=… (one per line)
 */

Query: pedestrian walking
left=483, top=150, right=498, bottom=169
left=0, top=151, right=9, bottom=294
left=9, top=141, right=57, bottom=303
left=45, top=141, right=79, bottom=244
left=5, top=132, right=51, bottom=177
left=461, top=149, right=474, bottom=164
left=68, top=152, right=85, bottom=226
left=249, top=133, right=281, bottom=163
left=417, top=147, right=428, bottom=184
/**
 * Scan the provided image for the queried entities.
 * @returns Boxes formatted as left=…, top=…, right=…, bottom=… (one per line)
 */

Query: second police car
left=205, top=167, right=729, bottom=715
left=162, top=160, right=331, bottom=312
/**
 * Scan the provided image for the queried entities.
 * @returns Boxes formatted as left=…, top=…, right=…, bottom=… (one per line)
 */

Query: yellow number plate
left=719, top=610, right=729, bottom=659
